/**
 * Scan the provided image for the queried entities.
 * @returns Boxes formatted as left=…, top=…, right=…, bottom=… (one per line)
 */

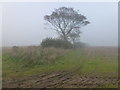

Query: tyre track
left=3, top=68, right=118, bottom=88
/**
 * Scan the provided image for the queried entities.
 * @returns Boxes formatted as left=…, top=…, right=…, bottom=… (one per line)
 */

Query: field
left=2, top=46, right=118, bottom=88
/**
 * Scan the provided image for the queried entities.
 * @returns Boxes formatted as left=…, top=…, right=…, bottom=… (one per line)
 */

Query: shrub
left=41, top=38, right=73, bottom=49
left=12, top=46, right=19, bottom=52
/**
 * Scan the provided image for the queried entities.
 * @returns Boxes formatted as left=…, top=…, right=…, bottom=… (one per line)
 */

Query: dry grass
left=2, top=46, right=70, bottom=67
left=2, top=46, right=118, bottom=88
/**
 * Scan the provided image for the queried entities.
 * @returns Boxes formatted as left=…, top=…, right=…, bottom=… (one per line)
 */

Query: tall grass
left=2, top=46, right=118, bottom=79
left=3, top=46, right=70, bottom=67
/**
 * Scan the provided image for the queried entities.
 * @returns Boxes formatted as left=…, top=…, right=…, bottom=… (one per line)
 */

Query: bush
left=41, top=38, right=73, bottom=49
left=12, top=46, right=19, bottom=52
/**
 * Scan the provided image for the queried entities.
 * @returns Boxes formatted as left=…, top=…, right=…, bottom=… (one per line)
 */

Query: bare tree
left=44, top=7, right=90, bottom=41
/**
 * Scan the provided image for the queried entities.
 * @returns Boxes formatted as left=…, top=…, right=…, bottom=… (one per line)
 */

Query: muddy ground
left=2, top=68, right=118, bottom=88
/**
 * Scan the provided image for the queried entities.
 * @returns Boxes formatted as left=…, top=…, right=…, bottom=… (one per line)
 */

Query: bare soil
left=2, top=68, right=118, bottom=88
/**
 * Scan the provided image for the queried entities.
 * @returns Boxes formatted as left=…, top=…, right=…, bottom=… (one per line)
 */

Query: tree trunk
left=63, top=35, right=68, bottom=42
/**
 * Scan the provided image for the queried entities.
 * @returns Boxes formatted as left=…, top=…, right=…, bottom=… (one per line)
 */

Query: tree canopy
left=44, top=7, right=90, bottom=42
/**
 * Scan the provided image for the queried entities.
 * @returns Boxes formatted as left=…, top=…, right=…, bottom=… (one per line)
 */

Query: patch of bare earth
left=2, top=68, right=118, bottom=88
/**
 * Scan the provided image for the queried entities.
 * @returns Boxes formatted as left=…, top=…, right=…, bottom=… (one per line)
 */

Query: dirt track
left=2, top=68, right=118, bottom=88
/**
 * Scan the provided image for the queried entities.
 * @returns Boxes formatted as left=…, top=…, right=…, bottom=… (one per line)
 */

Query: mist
left=2, top=2, right=118, bottom=47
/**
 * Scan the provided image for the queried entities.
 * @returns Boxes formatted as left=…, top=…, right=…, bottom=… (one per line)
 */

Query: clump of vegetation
left=41, top=37, right=87, bottom=49
left=41, top=38, right=73, bottom=49
left=3, top=46, right=70, bottom=68
left=12, top=46, right=19, bottom=52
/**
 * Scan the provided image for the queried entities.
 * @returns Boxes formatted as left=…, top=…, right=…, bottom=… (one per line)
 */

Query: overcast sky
left=2, top=2, right=118, bottom=46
